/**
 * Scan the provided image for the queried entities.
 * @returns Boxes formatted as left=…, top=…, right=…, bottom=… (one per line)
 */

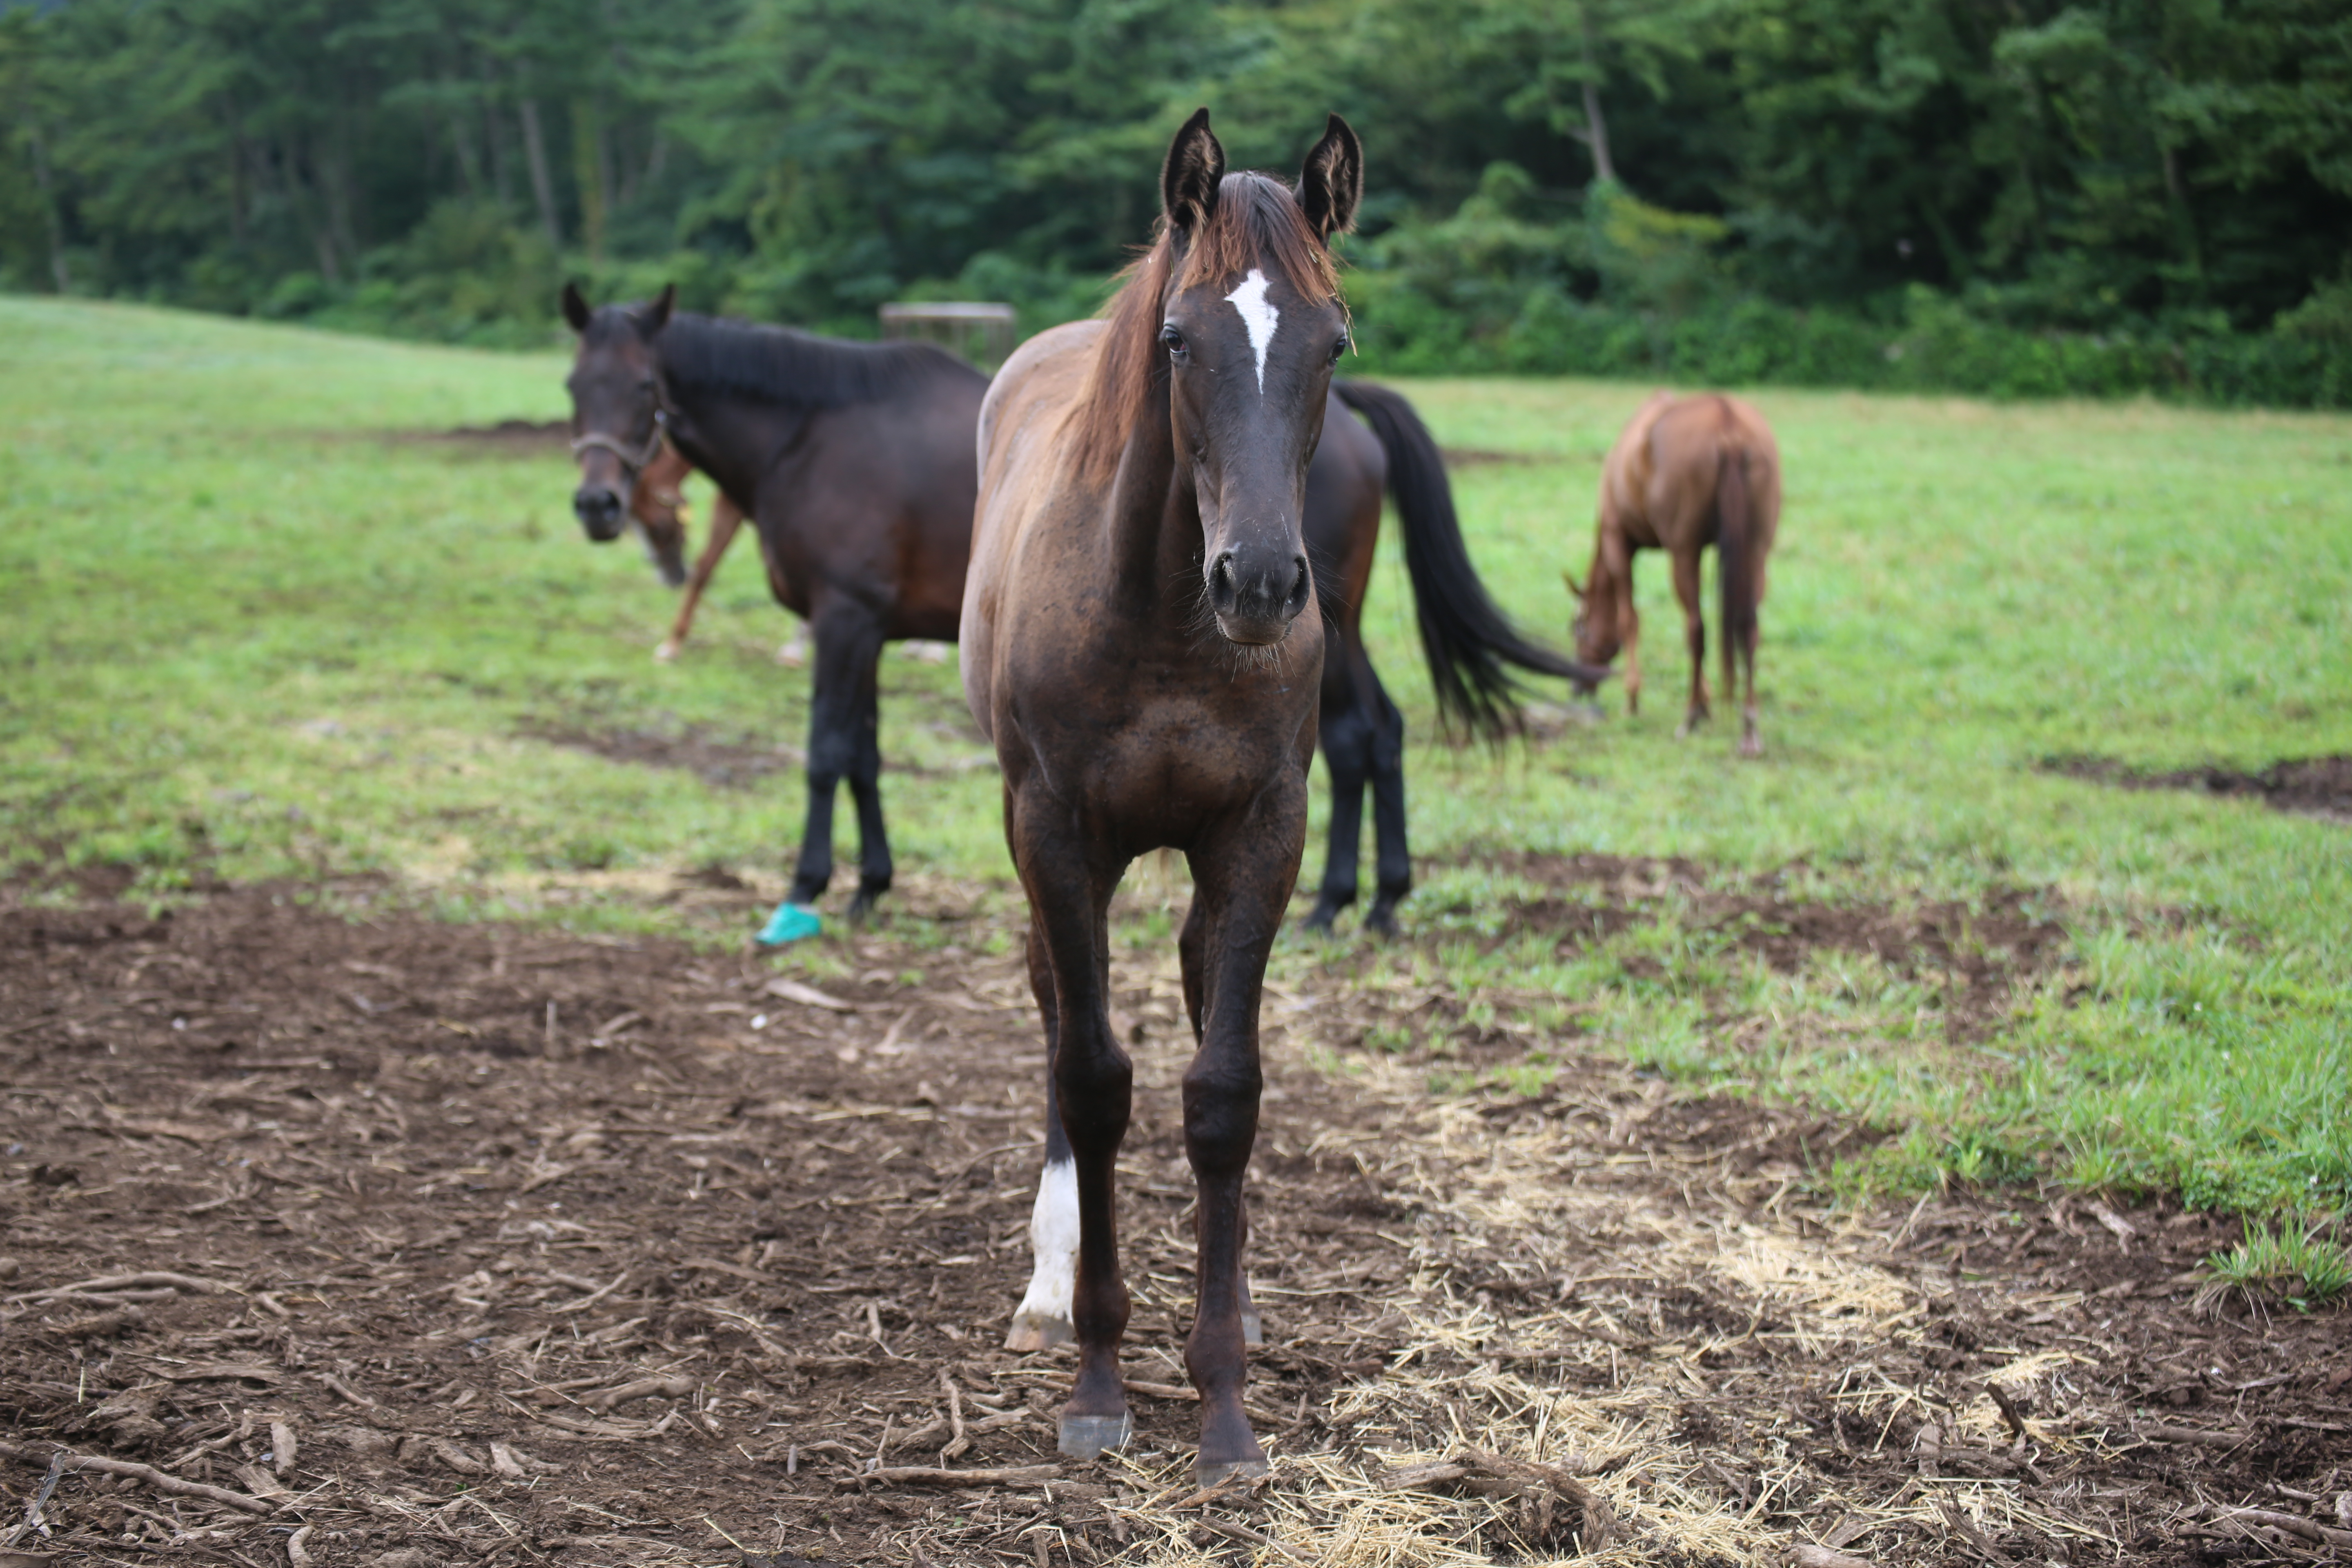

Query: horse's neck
left=663, top=387, right=786, bottom=512
left=1100, top=378, right=1201, bottom=620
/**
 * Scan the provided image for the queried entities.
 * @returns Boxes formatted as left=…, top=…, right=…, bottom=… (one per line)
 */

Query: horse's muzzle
left=573, top=487, right=627, bottom=542
left=1207, top=549, right=1310, bottom=646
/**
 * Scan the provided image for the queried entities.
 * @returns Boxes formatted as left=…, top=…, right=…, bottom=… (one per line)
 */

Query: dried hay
left=1080, top=1006, right=1939, bottom=1567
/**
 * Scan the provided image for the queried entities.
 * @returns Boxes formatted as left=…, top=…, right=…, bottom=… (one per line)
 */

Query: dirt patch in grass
left=519, top=719, right=805, bottom=790
left=0, top=884, right=2342, bottom=1567
left=2046, top=753, right=2352, bottom=824
left=1426, top=852, right=2069, bottom=1038
left=1439, top=448, right=1551, bottom=468
left=396, top=419, right=572, bottom=452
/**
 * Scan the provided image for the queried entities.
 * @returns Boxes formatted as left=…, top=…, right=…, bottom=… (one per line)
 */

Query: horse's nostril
left=1209, top=553, right=1238, bottom=607
left=1287, top=557, right=1310, bottom=610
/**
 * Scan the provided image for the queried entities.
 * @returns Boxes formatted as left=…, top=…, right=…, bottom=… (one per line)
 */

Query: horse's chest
left=1014, top=678, right=1314, bottom=833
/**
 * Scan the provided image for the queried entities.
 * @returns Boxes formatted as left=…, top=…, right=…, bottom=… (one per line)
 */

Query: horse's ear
left=1161, top=108, right=1225, bottom=236
left=1563, top=570, right=1586, bottom=601
left=637, top=283, right=676, bottom=334
left=561, top=281, right=593, bottom=333
left=1297, top=114, right=1363, bottom=243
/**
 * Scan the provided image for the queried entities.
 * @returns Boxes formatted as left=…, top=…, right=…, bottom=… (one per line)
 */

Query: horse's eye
left=1160, top=324, right=1188, bottom=360
left=1330, top=334, right=1350, bottom=364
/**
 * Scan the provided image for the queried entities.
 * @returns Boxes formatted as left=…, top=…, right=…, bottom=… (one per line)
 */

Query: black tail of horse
left=1332, top=379, right=1609, bottom=738
left=1717, top=445, right=1757, bottom=683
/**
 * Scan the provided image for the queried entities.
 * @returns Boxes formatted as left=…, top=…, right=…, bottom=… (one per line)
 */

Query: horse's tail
left=1332, top=379, right=1610, bottom=739
left=1716, top=441, right=1757, bottom=680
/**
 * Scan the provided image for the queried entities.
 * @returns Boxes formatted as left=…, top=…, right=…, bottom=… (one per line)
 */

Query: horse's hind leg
left=1008, top=915, right=1077, bottom=1351
left=1303, top=654, right=1369, bottom=933
left=1671, top=546, right=1709, bottom=737
left=844, top=639, right=893, bottom=919
left=1363, top=663, right=1411, bottom=937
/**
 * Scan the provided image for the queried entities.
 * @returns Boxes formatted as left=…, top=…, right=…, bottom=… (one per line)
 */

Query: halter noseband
left=569, top=421, right=666, bottom=476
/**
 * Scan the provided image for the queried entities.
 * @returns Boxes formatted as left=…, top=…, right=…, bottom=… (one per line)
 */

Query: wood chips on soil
left=1, top=878, right=2345, bottom=1567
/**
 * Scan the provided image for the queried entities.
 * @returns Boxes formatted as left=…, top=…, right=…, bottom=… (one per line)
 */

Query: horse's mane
left=636, top=312, right=979, bottom=408
left=1071, top=172, right=1343, bottom=483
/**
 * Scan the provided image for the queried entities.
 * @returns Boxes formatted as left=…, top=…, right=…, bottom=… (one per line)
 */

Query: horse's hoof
left=1240, top=1307, right=1264, bottom=1347
left=1194, top=1457, right=1270, bottom=1486
left=1363, top=904, right=1401, bottom=940
left=653, top=640, right=680, bottom=663
left=755, top=902, right=822, bottom=947
left=1057, top=1412, right=1132, bottom=1460
left=1301, top=900, right=1343, bottom=934
left=1740, top=736, right=1763, bottom=760
left=1004, top=1312, right=1074, bottom=1352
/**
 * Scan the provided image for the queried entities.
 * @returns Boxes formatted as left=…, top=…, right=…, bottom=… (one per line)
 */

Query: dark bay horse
left=562, top=283, right=988, bottom=936
left=1568, top=391, right=1783, bottom=755
left=964, top=107, right=1381, bottom=1481
left=610, top=372, right=1586, bottom=937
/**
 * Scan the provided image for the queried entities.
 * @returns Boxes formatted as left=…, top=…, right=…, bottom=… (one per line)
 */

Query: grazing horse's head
left=1564, top=570, right=1617, bottom=693
left=1085, top=110, right=1363, bottom=647
left=561, top=281, right=675, bottom=547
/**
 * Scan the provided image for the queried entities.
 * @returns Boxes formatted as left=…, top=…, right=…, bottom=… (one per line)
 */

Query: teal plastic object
left=757, top=901, right=823, bottom=946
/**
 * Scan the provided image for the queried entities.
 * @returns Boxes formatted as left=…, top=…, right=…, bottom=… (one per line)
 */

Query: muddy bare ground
left=1, top=884, right=2345, bottom=1568
left=517, top=721, right=806, bottom=792
left=1420, top=851, right=2070, bottom=1045
left=2045, top=755, right=2352, bottom=825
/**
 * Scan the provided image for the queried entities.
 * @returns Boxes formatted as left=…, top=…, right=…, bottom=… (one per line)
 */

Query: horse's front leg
left=1011, top=789, right=1131, bottom=1458
left=657, top=491, right=746, bottom=662
left=1670, top=547, right=1708, bottom=737
left=1606, top=541, right=1642, bottom=717
left=1179, top=779, right=1306, bottom=1481
left=1009, top=913, right=1078, bottom=1351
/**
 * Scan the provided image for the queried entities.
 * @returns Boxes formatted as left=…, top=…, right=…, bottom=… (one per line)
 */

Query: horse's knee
left=806, top=720, right=859, bottom=774
left=1180, top=1062, right=1262, bottom=1178
left=1053, top=1039, right=1133, bottom=1144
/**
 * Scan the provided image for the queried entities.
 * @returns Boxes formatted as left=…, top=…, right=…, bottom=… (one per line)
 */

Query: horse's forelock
left=1072, top=173, right=1341, bottom=483
left=581, top=303, right=654, bottom=352
left=1176, top=173, right=1341, bottom=304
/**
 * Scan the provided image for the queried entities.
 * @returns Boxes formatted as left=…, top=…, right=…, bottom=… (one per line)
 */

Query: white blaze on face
left=1012, top=1157, right=1078, bottom=1331
left=1225, top=268, right=1280, bottom=394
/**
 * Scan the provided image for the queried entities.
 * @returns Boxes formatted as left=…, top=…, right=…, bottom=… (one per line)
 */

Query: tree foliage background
left=2, top=0, right=2346, bottom=401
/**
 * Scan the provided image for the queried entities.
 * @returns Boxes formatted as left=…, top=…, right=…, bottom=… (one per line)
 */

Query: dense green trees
left=2, top=0, right=2345, bottom=399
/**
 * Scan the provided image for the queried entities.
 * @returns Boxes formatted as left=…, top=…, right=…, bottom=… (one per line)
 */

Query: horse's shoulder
left=980, top=321, right=1101, bottom=452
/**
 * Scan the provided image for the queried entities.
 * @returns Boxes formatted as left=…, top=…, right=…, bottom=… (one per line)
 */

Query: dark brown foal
left=962, top=110, right=1362, bottom=1480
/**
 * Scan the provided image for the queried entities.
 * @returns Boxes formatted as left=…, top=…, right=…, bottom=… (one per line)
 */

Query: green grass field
left=3, top=297, right=2347, bottom=1264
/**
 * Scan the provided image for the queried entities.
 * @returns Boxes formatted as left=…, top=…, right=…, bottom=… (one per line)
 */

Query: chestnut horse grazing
left=564, top=284, right=987, bottom=936
left=1568, top=392, right=1782, bottom=755
left=962, top=110, right=1360, bottom=1480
